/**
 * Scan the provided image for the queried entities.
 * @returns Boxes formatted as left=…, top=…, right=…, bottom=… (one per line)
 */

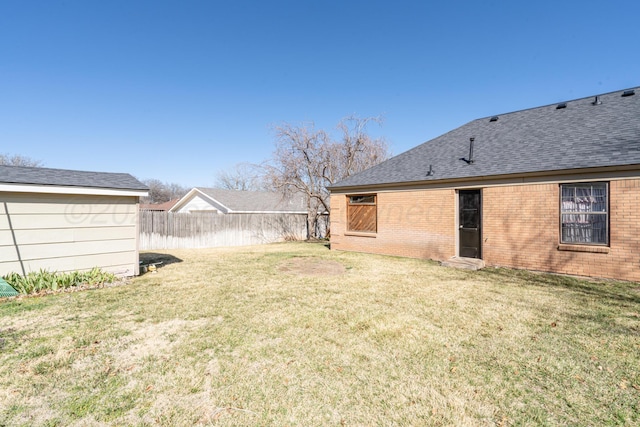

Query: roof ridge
left=475, top=86, right=639, bottom=121
left=0, top=163, right=133, bottom=176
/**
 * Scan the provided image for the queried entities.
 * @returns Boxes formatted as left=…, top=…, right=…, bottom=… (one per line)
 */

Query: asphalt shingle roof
left=331, top=87, right=640, bottom=189
left=196, top=188, right=307, bottom=213
left=0, top=164, right=148, bottom=191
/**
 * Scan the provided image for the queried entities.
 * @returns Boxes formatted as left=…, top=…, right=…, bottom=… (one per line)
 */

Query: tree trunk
left=307, top=211, right=317, bottom=240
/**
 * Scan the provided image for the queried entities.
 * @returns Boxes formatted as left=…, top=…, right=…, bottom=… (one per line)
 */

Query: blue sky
left=1, top=0, right=639, bottom=187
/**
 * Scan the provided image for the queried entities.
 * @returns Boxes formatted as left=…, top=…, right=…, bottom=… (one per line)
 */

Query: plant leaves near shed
left=0, top=277, right=19, bottom=297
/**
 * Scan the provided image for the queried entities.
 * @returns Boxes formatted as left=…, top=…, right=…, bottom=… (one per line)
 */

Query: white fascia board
left=169, top=187, right=200, bottom=212
left=193, top=189, right=231, bottom=213
left=169, top=188, right=231, bottom=213
left=0, top=183, right=148, bottom=197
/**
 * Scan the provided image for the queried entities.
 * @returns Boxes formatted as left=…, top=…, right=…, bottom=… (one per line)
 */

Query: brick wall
left=483, top=180, right=640, bottom=281
left=331, top=179, right=640, bottom=282
left=330, top=189, right=456, bottom=260
left=482, top=183, right=559, bottom=273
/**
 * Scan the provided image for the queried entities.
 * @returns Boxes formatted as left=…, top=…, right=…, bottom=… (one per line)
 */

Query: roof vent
left=592, top=96, right=602, bottom=105
left=556, top=102, right=567, bottom=109
left=489, top=116, right=498, bottom=122
left=622, top=90, right=635, bottom=97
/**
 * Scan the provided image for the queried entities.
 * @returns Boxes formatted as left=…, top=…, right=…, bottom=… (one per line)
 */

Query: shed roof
left=331, top=87, right=640, bottom=189
left=173, top=188, right=308, bottom=213
left=0, top=164, right=148, bottom=191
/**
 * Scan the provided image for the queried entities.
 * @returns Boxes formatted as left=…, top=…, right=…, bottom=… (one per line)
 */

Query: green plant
left=2, top=268, right=116, bottom=295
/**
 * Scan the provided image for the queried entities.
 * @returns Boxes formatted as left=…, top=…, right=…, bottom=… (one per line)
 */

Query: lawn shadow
left=479, top=267, right=640, bottom=306
left=139, top=253, right=183, bottom=270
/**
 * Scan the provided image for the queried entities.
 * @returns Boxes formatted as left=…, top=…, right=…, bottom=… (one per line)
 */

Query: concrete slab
left=441, top=256, right=485, bottom=271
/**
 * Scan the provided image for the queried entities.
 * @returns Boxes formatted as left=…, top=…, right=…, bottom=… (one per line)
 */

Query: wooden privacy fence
left=139, top=211, right=323, bottom=250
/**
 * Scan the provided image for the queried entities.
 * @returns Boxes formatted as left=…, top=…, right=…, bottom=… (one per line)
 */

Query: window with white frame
left=560, top=182, right=608, bottom=245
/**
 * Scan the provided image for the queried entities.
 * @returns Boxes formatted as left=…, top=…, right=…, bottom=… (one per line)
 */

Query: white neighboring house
left=139, top=188, right=328, bottom=249
left=169, top=188, right=308, bottom=215
left=0, top=165, right=148, bottom=277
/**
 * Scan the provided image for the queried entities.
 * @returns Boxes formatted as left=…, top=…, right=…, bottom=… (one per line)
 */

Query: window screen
left=560, top=183, right=608, bottom=245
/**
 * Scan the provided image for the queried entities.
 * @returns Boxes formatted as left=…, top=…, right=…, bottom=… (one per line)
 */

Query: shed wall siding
left=0, top=192, right=139, bottom=276
left=330, top=178, right=640, bottom=282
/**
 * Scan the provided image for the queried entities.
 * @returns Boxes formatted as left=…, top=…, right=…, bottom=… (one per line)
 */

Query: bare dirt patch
left=112, top=318, right=208, bottom=365
left=279, top=257, right=346, bottom=277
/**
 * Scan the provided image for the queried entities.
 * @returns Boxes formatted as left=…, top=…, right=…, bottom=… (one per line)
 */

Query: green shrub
left=2, top=268, right=116, bottom=295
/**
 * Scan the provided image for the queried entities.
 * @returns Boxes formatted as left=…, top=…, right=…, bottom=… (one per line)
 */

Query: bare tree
left=166, top=182, right=189, bottom=200
left=0, top=153, right=43, bottom=167
left=141, top=179, right=189, bottom=203
left=214, top=162, right=266, bottom=191
left=266, top=115, right=390, bottom=238
left=323, top=115, right=389, bottom=186
left=265, top=122, right=328, bottom=238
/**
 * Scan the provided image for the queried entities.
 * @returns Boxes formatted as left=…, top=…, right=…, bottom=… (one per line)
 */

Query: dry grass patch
left=1, top=242, right=639, bottom=426
left=278, top=256, right=346, bottom=276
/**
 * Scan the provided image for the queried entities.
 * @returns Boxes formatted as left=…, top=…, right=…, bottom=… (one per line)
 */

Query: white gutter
left=0, top=183, right=148, bottom=197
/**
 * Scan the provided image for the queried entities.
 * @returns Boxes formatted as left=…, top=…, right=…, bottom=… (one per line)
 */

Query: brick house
left=328, top=87, right=640, bottom=282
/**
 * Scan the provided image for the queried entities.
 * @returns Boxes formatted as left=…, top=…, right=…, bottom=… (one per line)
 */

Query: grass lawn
left=0, top=242, right=639, bottom=426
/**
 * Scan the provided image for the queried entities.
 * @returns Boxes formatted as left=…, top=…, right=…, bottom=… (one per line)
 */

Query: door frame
left=456, top=189, right=482, bottom=259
